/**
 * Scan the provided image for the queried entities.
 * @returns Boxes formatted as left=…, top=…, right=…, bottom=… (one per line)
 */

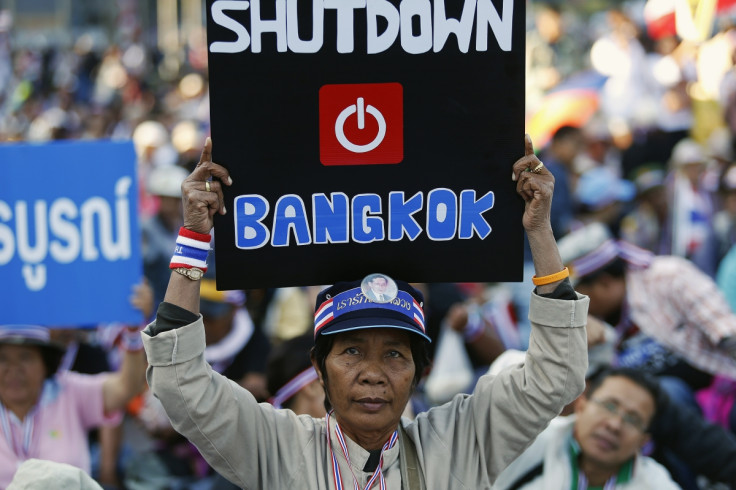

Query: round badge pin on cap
left=361, top=273, right=398, bottom=303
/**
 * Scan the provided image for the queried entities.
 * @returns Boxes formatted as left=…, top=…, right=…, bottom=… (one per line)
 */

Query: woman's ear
left=310, top=357, right=325, bottom=388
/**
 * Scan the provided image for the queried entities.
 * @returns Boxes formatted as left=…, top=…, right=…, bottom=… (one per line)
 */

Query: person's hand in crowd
left=446, top=303, right=470, bottom=333
left=130, top=279, right=154, bottom=321
left=512, top=134, right=554, bottom=234
left=181, top=137, right=232, bottom=234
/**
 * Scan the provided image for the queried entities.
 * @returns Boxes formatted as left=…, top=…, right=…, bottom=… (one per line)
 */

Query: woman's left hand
left=181, top=138, right=232, bottom=235
left=512, top=134, right=555, bottom=234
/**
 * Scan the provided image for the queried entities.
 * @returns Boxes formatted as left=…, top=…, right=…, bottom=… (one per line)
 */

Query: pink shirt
left=0, top=371, right=121, bottom=487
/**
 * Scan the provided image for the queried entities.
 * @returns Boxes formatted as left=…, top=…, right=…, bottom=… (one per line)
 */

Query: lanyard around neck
left=569, top=440, right=620, bottom=490
left=576, top=471, right=617, bottom=490
left=0, top=402, right=37, bottom=461
left=325, top=410, right=398, bottom=490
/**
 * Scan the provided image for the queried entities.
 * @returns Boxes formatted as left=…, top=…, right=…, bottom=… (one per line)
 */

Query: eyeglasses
left=589, top=398, right=648, bottom=432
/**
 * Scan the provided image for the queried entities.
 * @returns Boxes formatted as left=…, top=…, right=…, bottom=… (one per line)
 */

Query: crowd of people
left=3, top=1, right=736, bottom=489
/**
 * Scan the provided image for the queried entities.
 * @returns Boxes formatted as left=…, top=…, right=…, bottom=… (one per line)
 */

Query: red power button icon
left=319, top=83, right=403, bottom=166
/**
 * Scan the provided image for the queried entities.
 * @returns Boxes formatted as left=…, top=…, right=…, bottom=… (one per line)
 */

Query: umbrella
left=526, top=71, right=607, bottom=149
left=718, top=0, right=736, bottom=12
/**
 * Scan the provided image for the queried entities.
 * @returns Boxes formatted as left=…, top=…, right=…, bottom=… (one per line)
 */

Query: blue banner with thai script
left=0, top=140, right=142, bottom=326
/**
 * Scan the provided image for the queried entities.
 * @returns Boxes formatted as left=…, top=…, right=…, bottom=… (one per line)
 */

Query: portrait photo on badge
left=360, top=273, right=398, bottom=303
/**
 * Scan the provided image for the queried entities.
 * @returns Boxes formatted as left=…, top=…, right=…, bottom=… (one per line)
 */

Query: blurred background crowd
left=3, top=0, right=736, bottom=488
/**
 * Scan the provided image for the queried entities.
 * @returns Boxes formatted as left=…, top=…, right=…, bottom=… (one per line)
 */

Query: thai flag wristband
left=170, top=227, right=211, bottom=272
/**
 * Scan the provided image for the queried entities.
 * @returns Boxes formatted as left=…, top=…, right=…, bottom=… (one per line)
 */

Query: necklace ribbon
left=576, top=472, right=618, bottom=490
left=0, top=403, right=37, bottom=461
left=325, top=410, right=398, bottom=490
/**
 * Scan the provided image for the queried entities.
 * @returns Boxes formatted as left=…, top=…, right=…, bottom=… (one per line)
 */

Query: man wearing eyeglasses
left=494, top=368, right=680, bottom=489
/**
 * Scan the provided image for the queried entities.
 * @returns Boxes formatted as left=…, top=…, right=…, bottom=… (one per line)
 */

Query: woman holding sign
left=142, top=136, right=589, bottom=488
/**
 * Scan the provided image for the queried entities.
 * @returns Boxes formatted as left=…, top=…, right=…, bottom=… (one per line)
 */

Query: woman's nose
left=359, top=359, right=387, bottom=384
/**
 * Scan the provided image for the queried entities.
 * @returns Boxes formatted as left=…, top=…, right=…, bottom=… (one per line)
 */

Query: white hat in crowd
left=669, top=138, right=706, bottom=168
left=7, top=459, right=102, bottom=490
left=147, top=165, right=189, bottom=198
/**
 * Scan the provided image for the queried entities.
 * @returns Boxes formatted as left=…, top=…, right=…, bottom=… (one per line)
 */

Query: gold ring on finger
left=532, top=162, right=544, bottom=174
left=205, top=180, right=211, bottom=192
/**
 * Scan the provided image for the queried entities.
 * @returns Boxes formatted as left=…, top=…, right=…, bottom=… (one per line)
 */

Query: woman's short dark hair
left=310, top=332, right=430, bottom=412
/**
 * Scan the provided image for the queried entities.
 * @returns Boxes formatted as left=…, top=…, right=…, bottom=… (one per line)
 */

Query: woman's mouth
left=356, top=397, right=388, bottom=411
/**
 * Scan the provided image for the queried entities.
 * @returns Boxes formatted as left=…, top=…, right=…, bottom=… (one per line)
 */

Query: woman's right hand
left=181, top=137, right=233, bottom=234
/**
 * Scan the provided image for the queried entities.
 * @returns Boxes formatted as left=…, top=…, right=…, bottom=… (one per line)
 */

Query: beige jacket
left=143, top=292, right=589, bottom=489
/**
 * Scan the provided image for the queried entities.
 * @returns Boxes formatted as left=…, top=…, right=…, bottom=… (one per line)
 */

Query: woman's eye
left=387, top=350, right=401, bottom=358
left=345, top=347, right=359, bottom=355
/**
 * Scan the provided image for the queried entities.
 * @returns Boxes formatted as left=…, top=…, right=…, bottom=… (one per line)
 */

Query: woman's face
left=0, top=344, right=46, bottom=410
left=317, top=328, right=415, bottom=449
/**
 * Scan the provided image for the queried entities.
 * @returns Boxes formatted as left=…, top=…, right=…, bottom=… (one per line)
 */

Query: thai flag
left=313, top=299, right=334, bottom=335
left=412, top=299, right=425, bottom=332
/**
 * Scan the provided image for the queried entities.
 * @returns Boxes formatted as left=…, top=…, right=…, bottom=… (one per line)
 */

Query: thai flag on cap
left=412, top=299, right=425, bottom=330
left=314, top=298, right=335, bottom=334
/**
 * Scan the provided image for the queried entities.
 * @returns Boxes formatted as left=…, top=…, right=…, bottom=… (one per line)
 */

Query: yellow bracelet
left=532, top=267, right=570, bottom=286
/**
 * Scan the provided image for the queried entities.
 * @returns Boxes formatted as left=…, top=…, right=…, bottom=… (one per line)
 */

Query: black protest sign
left=206, top=0, right=525, bottom=289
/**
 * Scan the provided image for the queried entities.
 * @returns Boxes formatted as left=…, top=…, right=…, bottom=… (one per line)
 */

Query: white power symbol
left=334, top=97, right=386, bottom=153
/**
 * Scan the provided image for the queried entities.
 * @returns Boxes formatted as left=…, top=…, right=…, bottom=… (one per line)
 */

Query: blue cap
left=576, top=167, right=635, bottom=210
left=313, top=274, right=430, bottom=343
